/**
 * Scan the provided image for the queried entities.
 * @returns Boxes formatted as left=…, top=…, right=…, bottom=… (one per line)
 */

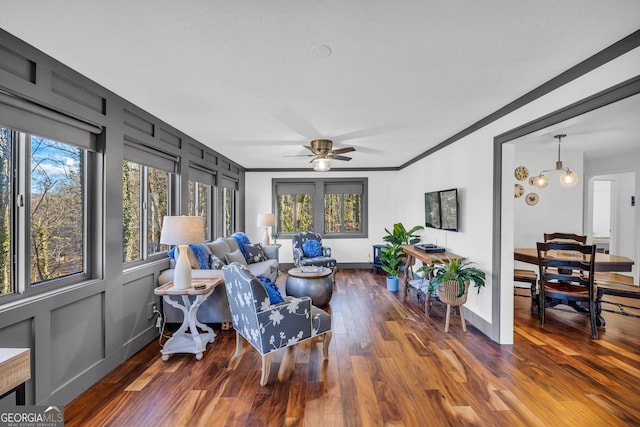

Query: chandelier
left=531, top=134, right=579, bottom=188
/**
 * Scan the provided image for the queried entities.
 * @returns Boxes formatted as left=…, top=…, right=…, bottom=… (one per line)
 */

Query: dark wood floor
left=65, top=269, right=640, bottom=426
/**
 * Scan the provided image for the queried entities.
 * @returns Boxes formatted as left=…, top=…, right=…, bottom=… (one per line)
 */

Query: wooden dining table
left=514, top=247, right=634, bottom=272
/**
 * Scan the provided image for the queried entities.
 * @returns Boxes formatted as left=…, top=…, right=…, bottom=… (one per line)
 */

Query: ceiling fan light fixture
left=313, top=157, right=331, bottom=171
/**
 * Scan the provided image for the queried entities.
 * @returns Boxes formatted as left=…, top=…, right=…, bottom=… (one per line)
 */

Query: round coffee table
left=286, top=267, right=333, bottom=307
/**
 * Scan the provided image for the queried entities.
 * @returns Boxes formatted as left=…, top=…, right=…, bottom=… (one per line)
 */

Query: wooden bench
left=514, top=269, right=538, bottom=311
left=595, top=272, right=639, bottom=298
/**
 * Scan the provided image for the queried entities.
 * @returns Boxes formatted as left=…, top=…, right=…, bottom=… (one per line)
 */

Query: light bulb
left=559, top=170, right=579, bottom=186
left=532, top=174, right=549, bottom=188
left=313, top=158, right=331, bottom=171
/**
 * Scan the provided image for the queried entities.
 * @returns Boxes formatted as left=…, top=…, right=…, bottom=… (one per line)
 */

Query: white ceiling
left=1, top=1, right=639, bottom=170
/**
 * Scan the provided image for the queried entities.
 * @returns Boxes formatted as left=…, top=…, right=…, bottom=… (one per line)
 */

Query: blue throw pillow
left=257, top=275, right=284, bottom=304
left=302, top=239, right=322, bottom=258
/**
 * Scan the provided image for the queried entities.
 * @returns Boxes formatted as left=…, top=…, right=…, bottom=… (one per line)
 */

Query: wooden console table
left=154, top=279, right=221, bottom=360
left=0, top=348, right=30, bottom=405
left=401, top=245, right=462, bottom=316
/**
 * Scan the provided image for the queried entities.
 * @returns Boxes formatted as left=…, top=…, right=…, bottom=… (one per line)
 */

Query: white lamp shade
left=256, top=213, right=275, bottom=227
left=160, top=216, right=205, bottom=245
left=313, top=157, right=331, bottom=171
left=559, top=170, right=579, bottom=186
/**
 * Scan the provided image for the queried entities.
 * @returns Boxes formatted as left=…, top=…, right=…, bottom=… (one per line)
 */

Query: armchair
left=291, top=232, right=337, bottom=278
left=222, top=262, right=332, bottom=386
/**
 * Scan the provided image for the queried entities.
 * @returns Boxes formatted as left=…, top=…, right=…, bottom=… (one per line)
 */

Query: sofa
left=157, top=236, right=280, bottom=323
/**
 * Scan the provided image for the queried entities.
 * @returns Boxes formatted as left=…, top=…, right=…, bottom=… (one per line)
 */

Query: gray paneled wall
left=0, top=28, right=245, bottom=406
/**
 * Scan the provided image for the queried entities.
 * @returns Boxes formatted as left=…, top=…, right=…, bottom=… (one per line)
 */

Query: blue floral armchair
left=291, top=232, right=337, bottom=275
left=222, top=262, right=332, bottom=386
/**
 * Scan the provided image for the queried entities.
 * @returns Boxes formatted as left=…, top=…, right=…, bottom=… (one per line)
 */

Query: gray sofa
left=158, top=237, right=280, bottom=323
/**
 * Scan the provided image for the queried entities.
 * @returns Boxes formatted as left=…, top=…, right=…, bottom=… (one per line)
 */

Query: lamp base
left=262, top=227, right=270, bottom=247
left=173, top=244, right=192, bottom=290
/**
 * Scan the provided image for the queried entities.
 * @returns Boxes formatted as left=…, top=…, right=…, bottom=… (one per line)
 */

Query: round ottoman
left=286, top=267, right=333, bottom=307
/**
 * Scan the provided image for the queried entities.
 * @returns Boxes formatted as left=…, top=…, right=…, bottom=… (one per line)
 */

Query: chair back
left=292, top=232, right=322, bottom=251
left=543, top=232, right=587, bottom=244
left=536, top=241, right=596, bottom=299
left=222, top=262, right=270, bottom=353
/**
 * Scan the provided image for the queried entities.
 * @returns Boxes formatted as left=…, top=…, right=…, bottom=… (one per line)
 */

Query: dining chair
left=543, top=232, right=587, bottom=244
left=536, top=241, right=599, bottom=339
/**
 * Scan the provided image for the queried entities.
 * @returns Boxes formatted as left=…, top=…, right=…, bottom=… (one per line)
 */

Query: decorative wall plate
left=525, top=192, right=539, bottom=206
left=514, top=183, right=524, bottom=198
left=514, top=166, right=529, bottom=181
left=528, top=176, right=536, bottom=186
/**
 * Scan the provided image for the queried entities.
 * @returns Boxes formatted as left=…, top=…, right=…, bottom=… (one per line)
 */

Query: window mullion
left=16, top=132, right=29, bottom=293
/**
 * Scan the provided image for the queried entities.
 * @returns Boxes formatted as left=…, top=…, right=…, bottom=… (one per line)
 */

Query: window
left=324, top=182, right=363, bottom=234
left=188, top=166, right=215, bottom=241
left=273, top=178, right=367, bottom=238
left=1, top=126, right=95, bottom=297
left=122, top=141, right=176, bottom=264
left=221, top=176, right=237, bottom=237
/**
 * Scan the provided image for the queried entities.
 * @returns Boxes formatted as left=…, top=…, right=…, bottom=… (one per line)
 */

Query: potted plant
left=379, top=243, right=403, bottom=291
left=418, top=257, right=486, bottom=302
left=383, top=222, right=424, bottom=247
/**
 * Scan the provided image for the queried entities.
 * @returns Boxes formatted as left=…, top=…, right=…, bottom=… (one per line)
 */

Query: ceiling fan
left=286, top=139, right=356, bottom=171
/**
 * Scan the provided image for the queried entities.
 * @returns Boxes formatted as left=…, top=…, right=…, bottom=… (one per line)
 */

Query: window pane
left=277, top=193, right=313, bottom=233
left=30, top=136, right=84, bottom=284
left=0, top=128, right=12, bottom=294
left=344, top=194, right=361, bottom=232
left=123, top=161, right=141, bottom=263
left=189, top=181, right=210, bottom=240
left=147, top=167, right=169, bottom=255
left=324, top=194, right=342, bottom=233
left=223, top=187, right=234, bottom=236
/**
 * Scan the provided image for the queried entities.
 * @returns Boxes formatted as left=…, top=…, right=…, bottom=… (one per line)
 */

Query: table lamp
left=256, top=213, right=275, bottom=247
left=160, top=216, right=205, bottom=289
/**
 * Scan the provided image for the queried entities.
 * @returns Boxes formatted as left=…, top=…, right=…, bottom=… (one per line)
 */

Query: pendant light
left=532, top=134, right=578, bottom=188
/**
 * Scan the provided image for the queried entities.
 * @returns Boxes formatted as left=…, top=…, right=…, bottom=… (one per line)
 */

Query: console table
left=401, top=245, right=462, bottom=316
left=154, top=279, right=221, bottom=360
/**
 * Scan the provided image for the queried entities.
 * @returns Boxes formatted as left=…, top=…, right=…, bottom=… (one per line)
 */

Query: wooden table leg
left=402, top=253, right=415, bottom=297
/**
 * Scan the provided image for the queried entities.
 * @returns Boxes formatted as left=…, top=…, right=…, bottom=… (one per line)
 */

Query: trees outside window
left=122, top=161, right=171, bottom=263
left=188, top=180, right=212, bottom=240
left=1, top=126, right=92, bottom=297
left=273, top=178, right=367, bottom=238
left=222, top=187, right=235, bottom=236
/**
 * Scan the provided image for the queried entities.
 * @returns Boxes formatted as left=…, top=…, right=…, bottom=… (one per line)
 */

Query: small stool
left=514, top=269, right=538, bottom=311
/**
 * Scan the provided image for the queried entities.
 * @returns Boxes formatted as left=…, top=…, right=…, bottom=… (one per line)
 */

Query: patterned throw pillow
left=209, top=254, right=224, bottom=269
left=302, top=239, right=322, bottom=257
left=243, top=243, right=268, bottom=264
left=257, top=275, right=284, bottom=304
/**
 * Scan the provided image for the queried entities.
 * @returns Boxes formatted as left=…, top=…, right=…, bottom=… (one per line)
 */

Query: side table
left=0, top=348, right=30, bottom=405
left=154, top=279, right=221, bottom=360
left=286, top=267, right=333, bottom=307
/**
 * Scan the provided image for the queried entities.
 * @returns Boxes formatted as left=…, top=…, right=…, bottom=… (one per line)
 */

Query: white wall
left=592, top=180, right=612, bottom=237
left=244, top=170, right=401, bottom=265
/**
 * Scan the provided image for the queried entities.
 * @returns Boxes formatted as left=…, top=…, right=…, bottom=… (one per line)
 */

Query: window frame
left=188, top=165, right=216, bottom=242
left=272, top=177, right=368, bottom=239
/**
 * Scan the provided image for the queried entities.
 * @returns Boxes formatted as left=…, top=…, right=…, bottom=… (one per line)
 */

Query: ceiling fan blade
left=331, top=147, right=356, bottom=155
left=332, top=155, right=352, bottom=161
left=284, top=154, right=315, bottom=157
left=303, top=145, right=320, bottom=154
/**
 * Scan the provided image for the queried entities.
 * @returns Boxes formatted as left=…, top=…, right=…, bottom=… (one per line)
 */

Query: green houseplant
left=418, top=257, right=486, bottom=299
left=383, top=223, right=424, bottom=247
left=379, top=243, right=403, bottom=291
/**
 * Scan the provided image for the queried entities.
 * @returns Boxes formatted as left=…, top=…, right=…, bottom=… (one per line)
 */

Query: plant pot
left=437, top=279, right=469, bottom=306
left=386, top=276, right=399, bottom=292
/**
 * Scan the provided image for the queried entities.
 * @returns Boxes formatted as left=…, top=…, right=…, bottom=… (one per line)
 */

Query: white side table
left=154, top=279, right=221, bottom=361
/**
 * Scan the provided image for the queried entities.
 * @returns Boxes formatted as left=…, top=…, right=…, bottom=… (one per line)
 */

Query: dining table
left=514, top=247, right=634, bottom=272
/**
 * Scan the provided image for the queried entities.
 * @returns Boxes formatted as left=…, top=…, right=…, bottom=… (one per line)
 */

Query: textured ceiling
left=1, top=1, right=639, bottom=170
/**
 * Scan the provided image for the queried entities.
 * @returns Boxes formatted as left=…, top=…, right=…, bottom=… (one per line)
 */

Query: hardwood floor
left=65, top=269, right=640, bottom=426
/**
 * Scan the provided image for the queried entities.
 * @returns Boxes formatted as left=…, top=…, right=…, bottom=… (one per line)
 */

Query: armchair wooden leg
left=322, top=330, right=332, bottom=360
left=277, top=346, right=296, bottom=382
left=235, top=331, right=243, bottom=357
left=260, top=354, right=272, bottom=387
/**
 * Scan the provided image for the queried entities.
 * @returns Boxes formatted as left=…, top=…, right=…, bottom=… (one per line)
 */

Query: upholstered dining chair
left=291, top=232, right=337, bottom=278
left=222, top=262, right=332, bottom=386
left=543, top=232, right=587, bottom=244
left=536, top=241, right=599, bottom=339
